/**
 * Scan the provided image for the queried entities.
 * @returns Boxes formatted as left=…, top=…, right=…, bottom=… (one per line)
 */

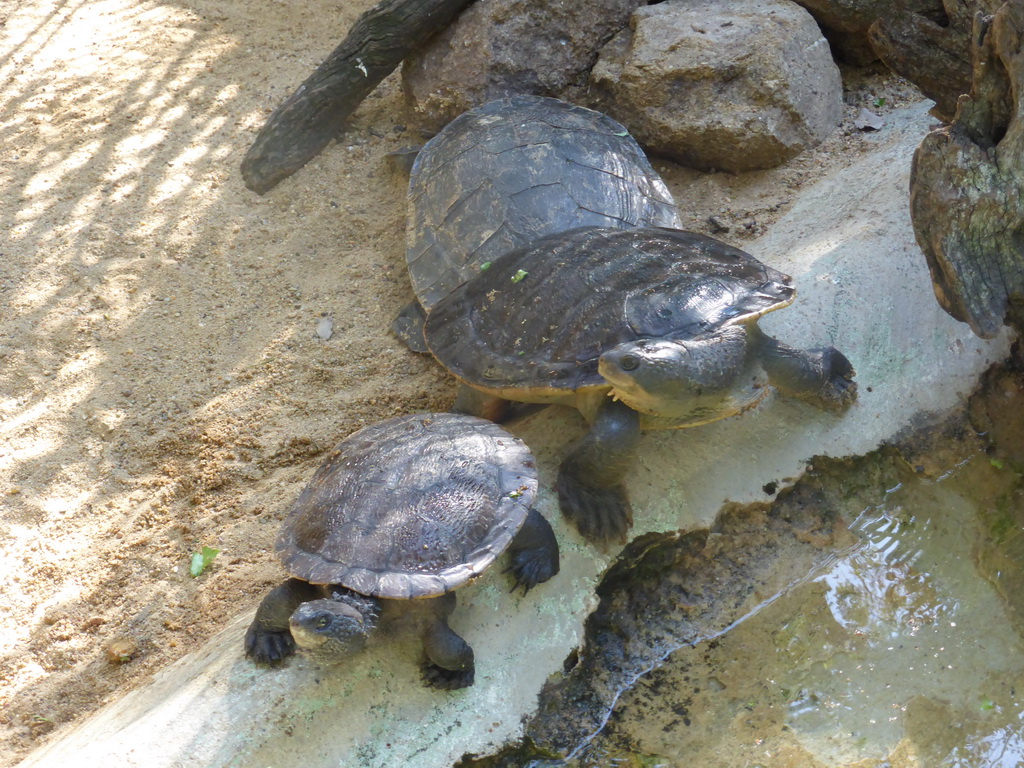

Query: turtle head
left=289, top=592, right=379, bottom=661
left=598, top=327, right=765, bottom=424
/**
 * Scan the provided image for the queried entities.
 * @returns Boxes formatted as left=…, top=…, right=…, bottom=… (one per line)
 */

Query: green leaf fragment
left=613, top=130, right=629, bottom=136
left=874, top=97, right=886, bottom=108
left=991, top=458, right=1005, bottom=470
left=511, top=269, right=528, bottom=283
left=189, top=545, right=220, bottom=577
left=480, top=261, right=492, bottom=270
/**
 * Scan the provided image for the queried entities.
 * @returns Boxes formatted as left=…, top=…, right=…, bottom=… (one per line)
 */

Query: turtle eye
left=316, top=616, right=330, bottom=629
left=619, top=354, right=641, bottom=372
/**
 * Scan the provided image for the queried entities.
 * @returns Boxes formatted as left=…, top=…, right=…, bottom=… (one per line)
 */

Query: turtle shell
left=276, top=413, right=537, bottom=600
left=424, top=226, right=795, bottom=395
left=407, top=95, right=682, bottom=311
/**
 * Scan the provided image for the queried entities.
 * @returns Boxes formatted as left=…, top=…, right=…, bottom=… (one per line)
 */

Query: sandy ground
left=0, top=0, right=926, bottom=763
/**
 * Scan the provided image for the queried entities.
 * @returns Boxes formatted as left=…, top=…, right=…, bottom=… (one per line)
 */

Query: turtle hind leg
left=420, top=594, right=475, bottom=690
left=753, top=328, right=857, bottom=413
left=391, top=300, right=430, bottom=354
left=507, top=508, right=560, bottom=593
left=452, top=383, right=510, bottom=422
left=557, top=399, right=642, bottom=546
left=245, top=578, right=323, bottom=665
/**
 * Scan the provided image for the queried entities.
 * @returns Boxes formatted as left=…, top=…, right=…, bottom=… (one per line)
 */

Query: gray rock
left=589, top=0, right=844, bottom=173
left=400, top=0, right=644, bottom=132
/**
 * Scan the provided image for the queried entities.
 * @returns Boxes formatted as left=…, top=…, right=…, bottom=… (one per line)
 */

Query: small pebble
left=105, top=637, right=139, bottom=664
left=708, top=215, right=730, bottom=234
left=707, top=676, right=726, bottom=692
left=316, top=316, right=334, bottom=341
left=853, top=107, right=884, bottom=131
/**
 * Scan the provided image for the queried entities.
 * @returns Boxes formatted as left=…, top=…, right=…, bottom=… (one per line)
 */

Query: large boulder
left=588, top=0, right=843, bottom=173
left=400, top=0, right=645, bottom=132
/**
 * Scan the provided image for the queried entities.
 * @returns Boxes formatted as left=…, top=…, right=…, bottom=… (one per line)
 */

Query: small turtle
left=244, top=413, right=559, bottom=690
left=393, top=94, right=682, bottom=350
left=424, top=226, right=857, bottom=544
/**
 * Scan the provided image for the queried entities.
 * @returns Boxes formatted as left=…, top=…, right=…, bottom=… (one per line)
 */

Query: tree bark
left=868, top=0, right=977, bottom=121
left=241, top=0, right=476, bottom=195
left=909, top=1, right=1024, bottom=338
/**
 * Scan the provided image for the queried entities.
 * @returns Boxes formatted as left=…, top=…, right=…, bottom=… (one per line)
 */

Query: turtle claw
left=506, top=548, right=558, bottom=594
left=557, top=471, right=633, bottom=546
left=421, top=662, right=475, bottom=690
left=808, top=346, right=858, bottom=413
left=244, top=626, right=296, bottom=665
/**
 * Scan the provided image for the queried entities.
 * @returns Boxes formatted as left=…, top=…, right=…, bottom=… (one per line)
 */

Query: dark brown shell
left=407, top=95, right=682, bottom=311
left=424, top=227, right=795, bottom=393
left=276, top=414, right=537, bottom=599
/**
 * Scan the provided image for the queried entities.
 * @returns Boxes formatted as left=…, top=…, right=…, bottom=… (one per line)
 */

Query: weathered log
left=787, top=0, right=996, bottom=116
left=788, top=0, right=891, bottom=65
left=909, top=1, right=1024, bottom=338
left=241, top=0, right=476, bottom=195
left=868, top=0, right=978, bottom=121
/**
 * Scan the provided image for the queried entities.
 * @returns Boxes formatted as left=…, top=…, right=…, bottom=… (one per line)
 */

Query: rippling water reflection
left=566, top=453, right=1024, bottom=768
left=788, top=471, right=1024, bottom=765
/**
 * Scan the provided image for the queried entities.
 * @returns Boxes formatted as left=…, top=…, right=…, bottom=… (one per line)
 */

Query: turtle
left=393, top=94, right=682, bottom=351
left=244, top=412, right=559, bottom=690
left=423, top=226, right=858, bottom=545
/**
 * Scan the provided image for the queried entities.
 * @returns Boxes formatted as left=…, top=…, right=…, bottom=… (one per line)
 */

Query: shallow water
left=565, top=451, right=1024, bottom=768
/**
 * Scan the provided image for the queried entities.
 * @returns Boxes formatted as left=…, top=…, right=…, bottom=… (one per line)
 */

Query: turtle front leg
left=752, top=327, right=857, bottom=413
left=420, top=593, right=475, bottom=690
left=507, top=508, right=560, bottom=592
left=245, top=578, right=323, bottom=665
left=557, top=398, right=642, bottom=545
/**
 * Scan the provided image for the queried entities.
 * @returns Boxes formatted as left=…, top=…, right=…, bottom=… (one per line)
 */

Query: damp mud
left=465, top=356, right=1024, bottom=768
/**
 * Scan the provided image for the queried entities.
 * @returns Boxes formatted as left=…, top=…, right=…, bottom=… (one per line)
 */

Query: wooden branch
left=241, top=0, right=476, bottom=195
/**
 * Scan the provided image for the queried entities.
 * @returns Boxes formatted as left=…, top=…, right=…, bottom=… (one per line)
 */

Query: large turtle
left=393, top=94, right=682, bottom=350
left=244, top=413, right=559, bottom=690
left=423, top=226, right=858, bottom=544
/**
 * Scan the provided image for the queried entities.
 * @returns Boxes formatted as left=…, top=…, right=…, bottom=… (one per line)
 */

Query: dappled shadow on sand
left=0, top=0, right=449, bottom=763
